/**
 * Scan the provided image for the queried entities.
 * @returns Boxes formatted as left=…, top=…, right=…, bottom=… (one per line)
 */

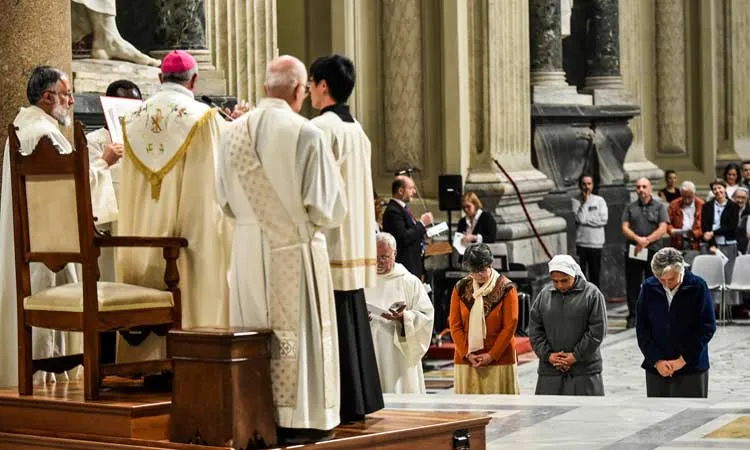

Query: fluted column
left=0, top=1, right=72, bottom=185
left=619, top=0, right=662, bottom=182
left=584, top=0, right=624, bottom=91
left=205, top=0, right=277, bottom=102
left=465, top=0, right=566, bottom=281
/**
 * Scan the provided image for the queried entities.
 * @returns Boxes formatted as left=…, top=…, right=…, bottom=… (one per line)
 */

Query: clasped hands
left=224, top=100, right=253, bottom=119
left=549, top=351, right=577, bottom=372
left=634, top=236, right=650, bottom=253
left=467, top=352, right=494, bottom=368
left=655, top=356, right=686, bottom=377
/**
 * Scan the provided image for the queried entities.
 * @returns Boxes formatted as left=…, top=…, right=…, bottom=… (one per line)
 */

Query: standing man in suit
left=382, top=175, right=433, bottom=279
left=457, top=192, right=497, bottom=245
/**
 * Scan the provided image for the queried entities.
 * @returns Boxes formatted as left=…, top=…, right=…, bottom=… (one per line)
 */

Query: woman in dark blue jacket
left=636, top=247, right=716, bottom=398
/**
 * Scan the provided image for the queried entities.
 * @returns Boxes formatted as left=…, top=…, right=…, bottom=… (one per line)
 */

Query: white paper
left=714, top=248, right=729, bottom=266
left=426, top=221, right=449, bottom=238
left=453, top=232, right=467, bottom=255
left=628, top=244, right=648, bottom=261
left=99, top=96, right=144, bottom=144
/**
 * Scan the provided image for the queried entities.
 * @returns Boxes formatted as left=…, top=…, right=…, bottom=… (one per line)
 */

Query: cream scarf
left=468, top=268, right=500, bottom=353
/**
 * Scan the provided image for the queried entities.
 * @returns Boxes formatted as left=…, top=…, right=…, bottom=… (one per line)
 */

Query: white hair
left=680, top=180, right=696, bottom=193
left=162, top=66, right=198, bottom=84
left=376, top=232, right=397, bottom=251
left=733, top=186, right=749, bottom=197
left=265, top=58, right=306, bottom=92
left=650, top=247, right=685, bottom=278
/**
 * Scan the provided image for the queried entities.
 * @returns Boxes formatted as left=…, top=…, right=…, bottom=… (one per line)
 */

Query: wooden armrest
left=94, top=236, right=188, bottom=248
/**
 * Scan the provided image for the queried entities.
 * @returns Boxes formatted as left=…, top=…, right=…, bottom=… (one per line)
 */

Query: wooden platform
left=0, top=382, right=490, bottom=450
left=0, top=381, right=171, bottom=441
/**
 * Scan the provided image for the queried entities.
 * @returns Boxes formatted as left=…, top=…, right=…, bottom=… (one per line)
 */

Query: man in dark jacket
left=636, top=247, right=716, bottom=398
left=382, top=175, right=433, bottom=278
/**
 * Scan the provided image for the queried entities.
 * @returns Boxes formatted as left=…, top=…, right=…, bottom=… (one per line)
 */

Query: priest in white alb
left=85, top=79, right=142, bottom=283
left=308, top=54, right=383, bottom=422
left=0, top=66, right=82, bottom=388
left=216, top=55, right=346, bottom=444
left=365, top=233, right=434, bottom=394
left=117, top=50, right=230, bottom=363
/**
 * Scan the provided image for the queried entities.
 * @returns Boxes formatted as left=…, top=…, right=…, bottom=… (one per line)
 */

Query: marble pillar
left=529, top=0, right=591, bottom=104
left=466, top=0, right=567, bottom=295
left=0, top=1, right=72, bottom=182
left=619, top=0, right=662, bottom=183
left=529, top=0, right=566, bottom=86
left=205, top=0, right=277, bottom=102
left=582, top=0, right=630, bottom=108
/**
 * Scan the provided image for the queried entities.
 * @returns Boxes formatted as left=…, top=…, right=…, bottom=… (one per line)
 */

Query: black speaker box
left=438, top=174, right=463, bottom=211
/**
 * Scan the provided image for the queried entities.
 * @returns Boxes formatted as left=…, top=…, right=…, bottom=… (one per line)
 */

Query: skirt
left=454, top=363, right=520, bottom=394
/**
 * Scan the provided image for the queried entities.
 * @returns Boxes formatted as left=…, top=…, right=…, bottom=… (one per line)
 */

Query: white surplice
left=217, top=97, right=346, bottom=431
left=365, top=263, right=434, bottom=394
left=311, top=110, right=377, bottom=291
left=116, top=83, right=231, bottom=362
left=0, top=106, right=82, bottom=388
left=85, top=127, right=119, bottom=282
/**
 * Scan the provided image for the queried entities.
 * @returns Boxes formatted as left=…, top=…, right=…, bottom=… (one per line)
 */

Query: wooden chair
left=8, top=121, right=187, bottom=400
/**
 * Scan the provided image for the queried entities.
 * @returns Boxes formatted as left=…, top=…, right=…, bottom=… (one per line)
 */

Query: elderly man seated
left=365, top=233, right=434, bottom=394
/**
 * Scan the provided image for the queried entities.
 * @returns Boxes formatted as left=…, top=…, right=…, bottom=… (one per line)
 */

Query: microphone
left=201, top=95, right=234, bottom=121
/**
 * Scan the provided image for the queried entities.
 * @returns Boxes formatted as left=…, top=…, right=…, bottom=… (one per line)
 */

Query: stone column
left=529, top=0, right=591, bottom=104
left=584, top=0, right=626, bottom=95
left=619, top=0, right=662, bottom=183
left=465, top=0, right=567, bottom=293
left=205, top=0, right=277, bottom=103
left=529, top=0, right=566, bottom=86
left=0, top=1, right=72, bottom=181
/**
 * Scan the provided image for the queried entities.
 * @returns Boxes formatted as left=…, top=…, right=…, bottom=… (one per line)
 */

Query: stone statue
left=71, top=0, right=161, bottom=67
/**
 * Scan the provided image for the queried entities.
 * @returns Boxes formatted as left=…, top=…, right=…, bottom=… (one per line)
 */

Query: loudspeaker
left=438, top=174, right=463, bottom=211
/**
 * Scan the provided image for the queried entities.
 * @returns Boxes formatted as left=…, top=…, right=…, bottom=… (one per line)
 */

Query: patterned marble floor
left=384, top=394, right=750, bottom=449
left=399, top=325, right=750, bottom=449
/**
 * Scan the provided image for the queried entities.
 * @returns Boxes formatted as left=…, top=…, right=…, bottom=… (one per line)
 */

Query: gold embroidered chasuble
left=219, top=97, right=345, bottom=430
left=115, top=83, right=231, bottom=363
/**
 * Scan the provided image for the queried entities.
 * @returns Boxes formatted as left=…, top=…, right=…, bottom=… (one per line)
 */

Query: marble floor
left=391, top=325, right=750, bottom=449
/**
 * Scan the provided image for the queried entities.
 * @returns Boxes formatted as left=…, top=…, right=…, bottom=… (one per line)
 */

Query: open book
left=366, top=301, right=406, bottom=317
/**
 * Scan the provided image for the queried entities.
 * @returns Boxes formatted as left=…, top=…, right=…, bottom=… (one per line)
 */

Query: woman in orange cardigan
left=449, top=244, right=520, bottom=394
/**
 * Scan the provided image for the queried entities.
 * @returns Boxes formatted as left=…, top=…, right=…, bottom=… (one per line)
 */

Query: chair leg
left=18, top=324, right=33, bottom=395
left=83, top=329, right=101, bottom=401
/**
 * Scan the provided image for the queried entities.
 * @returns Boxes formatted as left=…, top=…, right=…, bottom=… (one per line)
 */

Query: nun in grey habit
left=529, top=255, right=608, bottom=396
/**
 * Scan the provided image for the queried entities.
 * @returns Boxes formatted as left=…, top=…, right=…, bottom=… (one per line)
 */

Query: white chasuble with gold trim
left=122, top=83, right=214, bottom=200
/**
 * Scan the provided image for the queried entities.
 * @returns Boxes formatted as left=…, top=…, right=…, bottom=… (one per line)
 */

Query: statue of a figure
left=71, top=0, right=161, bottom=67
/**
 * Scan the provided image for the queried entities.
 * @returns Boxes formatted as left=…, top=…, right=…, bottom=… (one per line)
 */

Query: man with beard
left=571, top=174, right=608, bottom=286
left=0, top=66, right=81, bottom=388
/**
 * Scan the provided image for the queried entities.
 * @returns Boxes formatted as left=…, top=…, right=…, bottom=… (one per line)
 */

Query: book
left=366, top=301, right=406, bottom=316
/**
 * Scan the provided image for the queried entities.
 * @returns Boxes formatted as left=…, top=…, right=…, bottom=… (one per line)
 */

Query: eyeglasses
left=44, top=89, right=73, bottom=99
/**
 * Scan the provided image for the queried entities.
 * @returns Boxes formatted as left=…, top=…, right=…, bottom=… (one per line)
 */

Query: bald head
left=265, top=55, right=308, bottom=112
left=635, top=177, right=653, bottom=202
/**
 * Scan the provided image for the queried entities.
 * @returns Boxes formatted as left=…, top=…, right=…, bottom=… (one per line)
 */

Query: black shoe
left=277, top=427, right=335, bottom=445
left=340, top=413, right=366, bottom=424
left=626, top=318, right=636, bottom=329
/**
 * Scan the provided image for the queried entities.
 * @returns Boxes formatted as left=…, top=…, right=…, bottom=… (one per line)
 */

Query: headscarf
left=547, top=254, right=586, bottom=281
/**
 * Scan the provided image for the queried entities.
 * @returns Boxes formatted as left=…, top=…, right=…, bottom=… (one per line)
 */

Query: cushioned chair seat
left=24, top=282, right=173, bottom=313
